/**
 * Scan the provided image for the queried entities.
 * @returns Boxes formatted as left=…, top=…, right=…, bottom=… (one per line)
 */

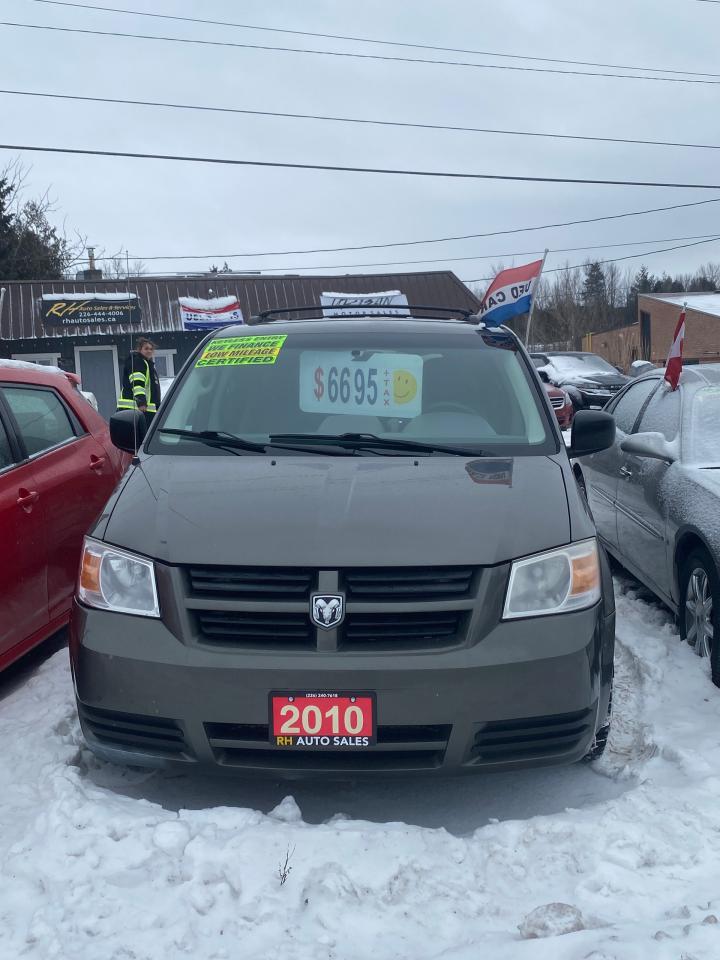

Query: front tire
left=582, top=687, right=612, bottom=762
left=679, top=548, right=720, bottom=687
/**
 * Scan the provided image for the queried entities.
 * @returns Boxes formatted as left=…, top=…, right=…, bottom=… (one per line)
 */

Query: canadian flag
left=664, top=304, right=686, bottom=391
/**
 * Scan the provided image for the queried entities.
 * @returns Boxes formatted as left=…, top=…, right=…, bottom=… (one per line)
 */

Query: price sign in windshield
left=299, top=352, right=423, bottom=418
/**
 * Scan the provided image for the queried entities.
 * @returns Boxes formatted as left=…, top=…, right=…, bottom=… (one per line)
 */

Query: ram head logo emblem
left=311, top=594, right=345, bottom=629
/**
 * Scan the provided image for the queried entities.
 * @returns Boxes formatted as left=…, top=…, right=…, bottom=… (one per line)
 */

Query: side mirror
left=109, top=409, right=147, bottom=453
left=620, top=431, right=677, bottom=464
left=538, top=369, right=550, bottom=383
left=568, top=410, right=615, bottom=458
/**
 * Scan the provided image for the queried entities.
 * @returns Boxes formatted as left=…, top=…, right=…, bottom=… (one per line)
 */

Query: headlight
left=503, top=539, right=601, bottom=619
left=78, top=538, right=160, bottom=618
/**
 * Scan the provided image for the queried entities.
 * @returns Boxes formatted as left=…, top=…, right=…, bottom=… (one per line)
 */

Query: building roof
left=0, top=271, right=479, bottom=341
left=640, top=292, right=720, bottom=319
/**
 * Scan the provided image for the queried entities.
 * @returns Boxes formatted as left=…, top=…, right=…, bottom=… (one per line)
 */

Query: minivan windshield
left=149, top=328, right=556, bottom=457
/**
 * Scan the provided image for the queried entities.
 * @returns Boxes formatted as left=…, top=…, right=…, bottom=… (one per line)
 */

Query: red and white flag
left=664, top=303, right=686, bottom=391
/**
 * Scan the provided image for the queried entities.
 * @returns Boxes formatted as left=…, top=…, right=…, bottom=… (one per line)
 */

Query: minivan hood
left=103, top=454, right=570, bottom=567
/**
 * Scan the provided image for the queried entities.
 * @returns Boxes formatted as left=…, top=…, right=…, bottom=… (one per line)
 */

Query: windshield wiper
left=159, top=428, right=267, bottom=453
left=158, top=428, right=355, bottom=456
left=270, top=432, right=483, bottom=457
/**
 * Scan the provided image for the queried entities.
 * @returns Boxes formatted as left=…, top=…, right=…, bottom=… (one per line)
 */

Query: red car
left=544, top=382, right=574, bottom=430
left=0, top=361, right=127, bottom=671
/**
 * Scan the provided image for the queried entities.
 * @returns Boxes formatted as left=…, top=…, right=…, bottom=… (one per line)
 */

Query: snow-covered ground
left=2, top=579, right=720, bottom=960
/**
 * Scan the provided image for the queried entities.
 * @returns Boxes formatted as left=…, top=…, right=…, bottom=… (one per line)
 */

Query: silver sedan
left=579, top=364, right=720, bottom=685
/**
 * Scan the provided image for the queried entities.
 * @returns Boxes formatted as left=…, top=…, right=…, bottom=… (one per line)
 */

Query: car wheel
left=680, top=548, right=720, bottom=688
left=582, top=687, right=612, bottom=762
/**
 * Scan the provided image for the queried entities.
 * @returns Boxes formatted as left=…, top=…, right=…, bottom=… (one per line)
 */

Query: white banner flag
left=321, top=290, right=410, bottom=317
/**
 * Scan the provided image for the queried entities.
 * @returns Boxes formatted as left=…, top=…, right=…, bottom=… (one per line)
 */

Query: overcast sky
left=3, top=0, right=720, bottom=291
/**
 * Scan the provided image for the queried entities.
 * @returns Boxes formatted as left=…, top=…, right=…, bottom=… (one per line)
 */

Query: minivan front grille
left=343, top=566, right=474, bottom=601
left=470, top=708, right=592, bottom=763
left=550, top=396, right=565, bottom=409
left=78, top=703, right=190, bottom=757
left=343, top=611, right=465, bottom=650
left=186, top=566, right=314, bottom=601
left=195, top=611, right=314, bottom=648
left=182, top=564, right=478, bottom=653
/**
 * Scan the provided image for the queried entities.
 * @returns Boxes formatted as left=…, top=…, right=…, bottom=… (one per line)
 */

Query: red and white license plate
left=270, top=692, right=376, bottom=748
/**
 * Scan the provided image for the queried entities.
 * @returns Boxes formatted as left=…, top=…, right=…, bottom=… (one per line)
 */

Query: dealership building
left=0, top=271, right=479, bottom=418
left=584, top=291, right=720, bottom=371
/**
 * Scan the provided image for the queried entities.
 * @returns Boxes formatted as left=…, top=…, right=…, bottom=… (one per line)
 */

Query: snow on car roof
left=0, top=358, right=66, bottom=376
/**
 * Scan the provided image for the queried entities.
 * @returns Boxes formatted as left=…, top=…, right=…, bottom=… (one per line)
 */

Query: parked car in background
left=532, top=352, right=629, bottom=411
left=0, top=360, right=127, bottom=671
left=629, top=360, right=656, bottom=379
left=533, top=364, right=574, bottom=430
left=578, top=365, right=720, bottom=686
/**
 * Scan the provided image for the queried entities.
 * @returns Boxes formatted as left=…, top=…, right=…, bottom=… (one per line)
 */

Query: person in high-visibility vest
left=118, top=337, right=161, bottom=423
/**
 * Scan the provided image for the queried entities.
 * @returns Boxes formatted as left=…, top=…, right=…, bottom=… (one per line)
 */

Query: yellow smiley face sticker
left=393, top=369, right=417, bottom=405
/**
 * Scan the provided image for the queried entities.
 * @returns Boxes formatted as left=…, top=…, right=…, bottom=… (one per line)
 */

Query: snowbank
left=1, top=581, right=720, bottom=958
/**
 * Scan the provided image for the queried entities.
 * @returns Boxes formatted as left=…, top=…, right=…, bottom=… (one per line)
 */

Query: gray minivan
left=70, top=310, right=616, bottom=775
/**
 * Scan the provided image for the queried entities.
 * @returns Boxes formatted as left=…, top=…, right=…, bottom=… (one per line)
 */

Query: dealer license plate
left=270, top=692, right=376, bottom=748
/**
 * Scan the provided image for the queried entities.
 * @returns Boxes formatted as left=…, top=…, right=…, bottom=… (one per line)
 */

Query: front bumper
left=70, top=600, right=615, bottom=777
left=555, top=403, right=574, bottom=429
left=578, top=390, right=614, bottom=409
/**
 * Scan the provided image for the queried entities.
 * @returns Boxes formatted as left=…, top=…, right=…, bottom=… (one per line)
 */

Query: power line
left=22, top=0, right=720, bottom=80
left=101, top=235, right=720, bottom=273
left=3, top=21, right=720, bottom=86
left=6, top=142, right=720, bottom=189
left=4, top=88, right=720, bottom=153
left=87, top=197, right=720, bottom=260
left=462, top=236, right=720, bottom=284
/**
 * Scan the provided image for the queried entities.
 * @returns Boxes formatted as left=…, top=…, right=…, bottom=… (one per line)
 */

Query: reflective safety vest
left=117, top=356, right=157, bottom=413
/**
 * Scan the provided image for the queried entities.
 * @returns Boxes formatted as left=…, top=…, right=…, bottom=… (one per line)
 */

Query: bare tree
left=102, top=255, right=147, bottom=279
left=543, top=264, right=586, bottom=347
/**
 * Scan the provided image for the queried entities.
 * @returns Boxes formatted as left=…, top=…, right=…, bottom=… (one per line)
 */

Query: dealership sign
left=321, top=290, right=410, bottom=317
left=179, top=296, right=245, bottom=330
left=40, top=293, right=142, bottom=326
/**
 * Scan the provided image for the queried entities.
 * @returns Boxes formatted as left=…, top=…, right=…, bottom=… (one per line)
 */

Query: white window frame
left=73, top=344, right=121, bottom=397
left=153, top=349, right=177, bottom=378
left=11, top=352, right=61, bottom=366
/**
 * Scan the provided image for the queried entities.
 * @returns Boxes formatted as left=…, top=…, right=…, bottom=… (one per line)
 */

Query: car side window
left=609, top=379, right=658, bottom=434
left=0, top=417, right=14, bottom=470
left=1, top=386, right=77, bottom=457
left=637, top=384, right=681, bottom=440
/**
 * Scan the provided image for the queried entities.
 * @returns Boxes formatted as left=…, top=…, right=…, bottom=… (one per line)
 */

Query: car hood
left=102, top=454, right=571, bottom=566
left=559, top=372, right=628, bottom=389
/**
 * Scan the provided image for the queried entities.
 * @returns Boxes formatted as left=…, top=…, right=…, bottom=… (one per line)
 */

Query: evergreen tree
left=581, top=261, right=608, bottom=330
left=630, top=265, right=653, bottom=295
left=0, top=173, right=73, bottom=280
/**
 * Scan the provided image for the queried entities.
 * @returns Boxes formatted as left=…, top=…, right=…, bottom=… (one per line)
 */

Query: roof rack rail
left=250, top=304, right=480, bottom=323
